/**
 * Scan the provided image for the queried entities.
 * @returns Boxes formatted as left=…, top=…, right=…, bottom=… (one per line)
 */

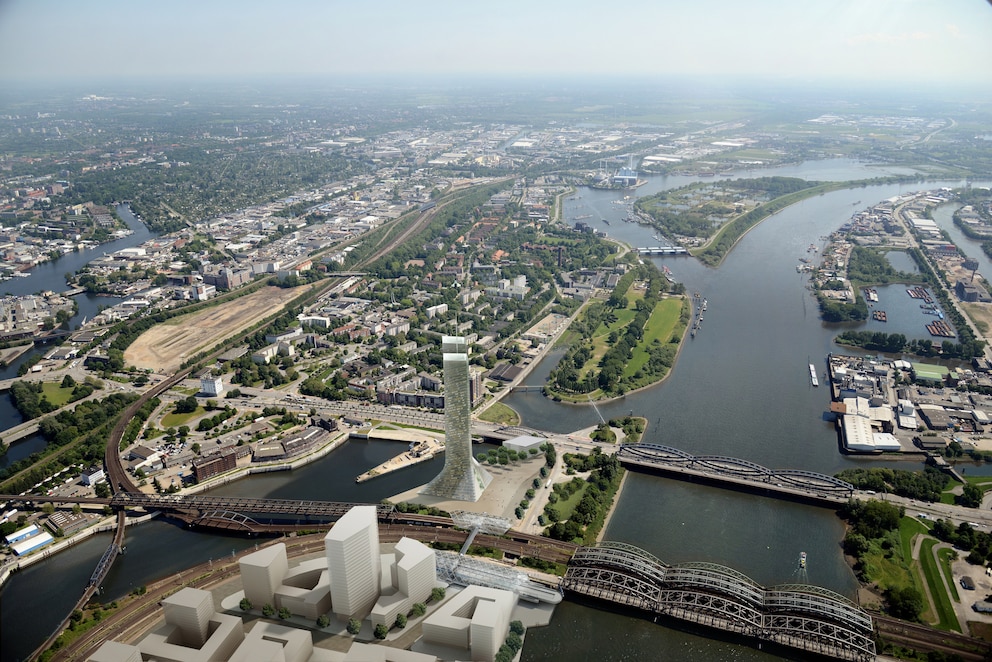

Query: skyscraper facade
left=421, top=335, right=492, bottom=501
left=324, top=505, right=380, bottom=619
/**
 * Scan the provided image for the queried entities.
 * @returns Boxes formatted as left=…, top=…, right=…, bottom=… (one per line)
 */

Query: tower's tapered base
left=421, top=456, right=492, bottom=502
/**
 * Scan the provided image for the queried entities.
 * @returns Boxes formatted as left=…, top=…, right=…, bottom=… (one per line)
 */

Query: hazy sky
left=1, top=0, right=990, bottom=85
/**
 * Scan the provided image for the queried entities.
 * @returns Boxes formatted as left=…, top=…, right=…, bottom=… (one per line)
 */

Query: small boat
left=800, top=551, right=807, bottom=569
left=809, top=364, right=819, bottom=387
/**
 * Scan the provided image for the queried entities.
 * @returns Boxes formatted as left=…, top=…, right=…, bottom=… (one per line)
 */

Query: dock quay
left=0, top=344, right=34, bottom=367
left=353, top=428, right=445, bottom=482
left=907, top=286, right=934, bottom=303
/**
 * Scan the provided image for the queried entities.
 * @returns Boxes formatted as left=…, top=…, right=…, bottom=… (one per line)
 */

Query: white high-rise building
left=371, top=536, right=436, bottom=628
left=325, top=505, right=380, bottom=620
left=199, top=373, right=224, bottom=397
left=421, top=335, right=491, bottom=501
left=239, top=542, right=289, bottom=609
left=161, top=587, right=215, bottom=647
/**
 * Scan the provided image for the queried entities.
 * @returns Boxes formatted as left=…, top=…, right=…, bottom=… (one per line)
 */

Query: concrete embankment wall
left=0, top=512, right=160, bottom=589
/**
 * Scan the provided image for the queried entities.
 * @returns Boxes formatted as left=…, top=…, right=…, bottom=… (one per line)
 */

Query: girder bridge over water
left=562, top=542, right=875, bottom=661
left=616, top=443, right=854, bottom=505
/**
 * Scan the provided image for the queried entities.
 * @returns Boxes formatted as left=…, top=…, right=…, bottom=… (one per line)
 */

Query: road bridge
left=635, top=246, right=689, bottom=255
left=562, top=542, right=875, bottom=662
left=616, top=443, right=854, bottom=506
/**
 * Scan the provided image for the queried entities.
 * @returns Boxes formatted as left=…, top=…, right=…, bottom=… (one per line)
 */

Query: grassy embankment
left=861, top=514, right=961, bottom=631
left=918, top=537, right=960, bottom=630
left=478, top=402, right=520, bottom=425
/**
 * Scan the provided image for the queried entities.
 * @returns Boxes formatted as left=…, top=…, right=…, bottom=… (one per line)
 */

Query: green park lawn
left=624, top=298, right=683, bottom=379
left=40, top=382, right=76, bottom=407
left=478, top=402, right=521, bottom=425
left=552, top=483, right=588, bottom=523
left=161, top=406, right=206, bottom=428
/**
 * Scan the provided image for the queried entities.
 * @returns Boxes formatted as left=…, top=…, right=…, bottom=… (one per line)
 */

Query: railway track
left=874, top=614, right=992, bottom=661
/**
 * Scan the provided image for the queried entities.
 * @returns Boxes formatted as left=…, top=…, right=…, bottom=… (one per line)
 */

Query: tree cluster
left=835, top=466, right=949, bottom=503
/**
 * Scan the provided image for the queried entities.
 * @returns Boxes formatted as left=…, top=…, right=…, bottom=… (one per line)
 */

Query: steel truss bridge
left=616, top=444, right=854, bottom=504
left=562, top=542, right=875, bottom=661
left=110, top=493, right=395, bottom=523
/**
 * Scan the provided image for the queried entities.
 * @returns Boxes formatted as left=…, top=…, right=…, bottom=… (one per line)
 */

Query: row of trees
left=835, top=466, right=950, bottom=503
left=835, top=329, right=986, bottom=360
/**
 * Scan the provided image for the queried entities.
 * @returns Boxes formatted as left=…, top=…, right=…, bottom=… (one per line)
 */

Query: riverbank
left=0, top=511, right=159, bottom=591
left=692, top=178, right=923, bottom=267
left=0, top=343, right=34, bottom=366
left=597, top=470, right=630, bottom=543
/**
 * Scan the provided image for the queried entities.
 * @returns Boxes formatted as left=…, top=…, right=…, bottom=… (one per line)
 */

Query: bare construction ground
left=124, top=285, right=309, bottom=373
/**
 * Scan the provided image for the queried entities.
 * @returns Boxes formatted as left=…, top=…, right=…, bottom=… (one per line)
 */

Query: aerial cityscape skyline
left=3, top=1, right=992, bottom=659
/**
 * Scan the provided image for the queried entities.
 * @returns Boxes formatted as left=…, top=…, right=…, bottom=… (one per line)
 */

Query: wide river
left=2, top=161, right=989, bottom=661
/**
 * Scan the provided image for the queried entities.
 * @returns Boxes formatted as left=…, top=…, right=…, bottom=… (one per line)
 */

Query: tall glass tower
left=421, top=336, right=492, bottom=501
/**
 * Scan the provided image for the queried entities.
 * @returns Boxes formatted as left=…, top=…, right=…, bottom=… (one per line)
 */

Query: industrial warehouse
left=827, top=354, right=992, bottom=455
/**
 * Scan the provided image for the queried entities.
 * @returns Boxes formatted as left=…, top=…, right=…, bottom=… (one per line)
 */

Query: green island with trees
left=546, top=263, right=687, bottom=400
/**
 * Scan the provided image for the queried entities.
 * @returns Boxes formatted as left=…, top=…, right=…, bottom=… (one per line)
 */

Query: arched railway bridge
left=616, top=443, right=855, bottom=505
left=110, top=493, right=397, bottom=522
left=562, top=542, right=875, bottom=662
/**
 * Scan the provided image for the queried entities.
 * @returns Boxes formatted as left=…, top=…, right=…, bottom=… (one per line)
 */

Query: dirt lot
left=124, top=285, right=309, bottom=373
left=963, top=301, right=992, bottom=336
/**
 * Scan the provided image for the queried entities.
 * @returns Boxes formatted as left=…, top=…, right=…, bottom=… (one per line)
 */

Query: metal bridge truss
left=112, top=494, right=395, bottom=520
left=763, top=613, right=876, bottom=661
left=617, top=444, right=854, bottom=497
left=563, top=542, right=875, bottom=662
left=194, top=510, right=261, bottom=531
left=435, top=551, right=562, bottom=604
left=88, top=543, right=122, bottom=588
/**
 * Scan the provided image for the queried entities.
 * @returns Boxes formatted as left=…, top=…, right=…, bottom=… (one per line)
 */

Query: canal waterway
left=2, top=166, right=989, bottom=661
left=0, top=205, right=145, bottom=457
